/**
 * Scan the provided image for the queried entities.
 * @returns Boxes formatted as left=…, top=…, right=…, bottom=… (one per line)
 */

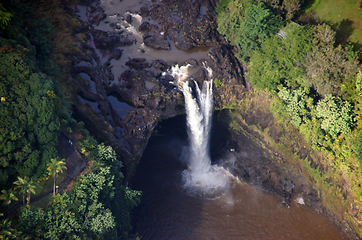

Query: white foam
left=167, top=64, right=230, bottom=198
left=295, top=196, right=305, bottom=205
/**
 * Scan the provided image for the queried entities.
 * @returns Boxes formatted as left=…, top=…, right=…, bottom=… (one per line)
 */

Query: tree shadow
left=299, top=0, right=318, bottom=13
left=331, top=19, right=355, bottom=46
left=297, top=15, right=359, bottom=50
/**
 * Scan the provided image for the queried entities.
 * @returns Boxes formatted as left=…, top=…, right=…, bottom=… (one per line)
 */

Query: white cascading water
left=167, top=64, right=229, bottom=197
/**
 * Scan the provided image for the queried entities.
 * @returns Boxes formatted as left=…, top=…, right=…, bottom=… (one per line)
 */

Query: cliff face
left=66, top=0, right=245, bottom=176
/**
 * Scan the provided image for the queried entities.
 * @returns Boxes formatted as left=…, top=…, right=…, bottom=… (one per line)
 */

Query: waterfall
left=166, top=64, right=229, bottom=197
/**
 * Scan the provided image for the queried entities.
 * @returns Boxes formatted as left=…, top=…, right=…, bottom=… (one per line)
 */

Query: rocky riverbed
left=67, top=0, right=244, bottom=175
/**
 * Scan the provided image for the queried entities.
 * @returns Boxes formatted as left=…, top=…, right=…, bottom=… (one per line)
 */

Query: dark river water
left=131, top=115, right=344, bottom=240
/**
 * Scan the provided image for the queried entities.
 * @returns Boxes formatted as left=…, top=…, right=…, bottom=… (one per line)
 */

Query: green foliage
left=217, top=0, right=247, bottom=45
left=217, top=0, right=283, bottom=60
left=47, top=158, right=66, bottom=177
left=96, top=143, right=124, bottom=177
left=278, top=87, right=311, bottom=127
left=2, top=1, right=58, bottom=76
left=223, top=101, right=238, bottom=109
left=26, top=18, right=55, bottom=74
left=47, top=158, right=67, bottom=195
left=355, top=71, right=362, bottom=97
left=235, top=2, right=283, bottom=60
left=217, top=0, right=362, bottom=231
left=270, top=96, right=289, bottom=123
left=13, top=176, right=36, bottom=204
left=281, top=0, right=302, bottom=19
left=262, top=0, right=303, bottom=19
left=354, top=130, right=362, bottom=163
left=0, top=4, right=12, bottom=30
left=0, top=219, right=21, bottom=239
left=19, top=167, right=115, bottom=239
left=216, top=0, right=232, bottom=14
left=94, top=144, right=141, bottom=238
left=0, top=51, right=60, bottom=187
left=18, top=207, right=46, bottom=237
left=247, top=23, right=312, bottom=92
left=299, top=118, right=324, bottom=147
left=316, top=94, right=353, bottom=137
left=214, top=78, right=222, bottom=88
left=18, top=144, right=141, bottom=239
left=0, top=189, right=18, bottom=206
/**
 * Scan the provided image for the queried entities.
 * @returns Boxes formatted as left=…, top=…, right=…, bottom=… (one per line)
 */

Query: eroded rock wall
left=65, top=0, right=244, bottom=176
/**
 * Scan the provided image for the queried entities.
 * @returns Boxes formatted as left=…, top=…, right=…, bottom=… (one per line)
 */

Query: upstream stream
left=131, top=115, right=345, bottom=240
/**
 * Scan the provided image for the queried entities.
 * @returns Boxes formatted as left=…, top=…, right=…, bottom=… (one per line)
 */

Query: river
left=131, top=114, right=344, bottom=240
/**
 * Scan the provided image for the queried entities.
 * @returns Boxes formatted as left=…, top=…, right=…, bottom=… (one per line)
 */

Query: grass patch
left=30, top=194, right=53, bottom=210
left=302, top=0, right=362, bottom=48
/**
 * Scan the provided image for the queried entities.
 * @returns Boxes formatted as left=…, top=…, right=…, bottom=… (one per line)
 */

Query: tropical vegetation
left=0, top=1, right=141, bottom=239
left=216, top=0, right=362, bottom=235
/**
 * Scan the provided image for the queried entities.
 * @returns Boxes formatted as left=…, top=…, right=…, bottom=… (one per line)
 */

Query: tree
left=316, top=94, right=353, bottom=137
left=47, top=158, right=67, bottom=195
left=235, top=2, right=283, bottom=60
left=13, top=176, right=27, bottom=204
left=13, top=176, right=36, bottom=204
left=217, top=1, right=283, bottom=61
left=217, top=0, right=246, bottom=45
left=281, top=0, right=302, bottom=20
left=0, top=189, right=18, bottom=206
left=302, top=24, right=358, bottom=96
left=278, top=87, right=312, bottom=127
left=0, top=3, right=12, bottom=30
left=247, top=23, right=312, bottom=92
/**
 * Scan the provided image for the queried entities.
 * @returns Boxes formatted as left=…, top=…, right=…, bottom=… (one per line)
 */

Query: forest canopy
left=0, top=49, right=60, bottom=186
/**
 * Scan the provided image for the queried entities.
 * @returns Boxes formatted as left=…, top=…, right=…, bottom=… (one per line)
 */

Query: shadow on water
left=131, top=114, right=198, bottom=239
left=131, top=113, right=231, bottom=239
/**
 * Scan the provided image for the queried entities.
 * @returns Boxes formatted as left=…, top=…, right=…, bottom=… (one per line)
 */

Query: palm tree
left=13, top=176, right=36, bottom=204
left=25, top=179, right=36, bottom=204
left=0, top=189, right=18, bottom=206
left=47, top=158, right=67, bottom=195
left=13, top=176, right=28, bottom=204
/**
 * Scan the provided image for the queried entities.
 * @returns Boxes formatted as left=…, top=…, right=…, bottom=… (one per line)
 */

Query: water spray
left=166, top=64, right=229, bottom=198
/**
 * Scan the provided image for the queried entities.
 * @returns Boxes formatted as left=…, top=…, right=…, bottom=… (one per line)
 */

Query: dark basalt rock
left=151, top=60, right=171, bottom=72
left=144, top=36, right=170, bottom=50
left=126, top=58, right=149, bottom=71
left=138, top=21, right=159, bottom=32
left=92, top=29, right=122, bottom=50
left=87, top=2, right=106, bottom=26
left=108, top=48, right=123, bottom=61
left=125, top=13, right=132, bottom=24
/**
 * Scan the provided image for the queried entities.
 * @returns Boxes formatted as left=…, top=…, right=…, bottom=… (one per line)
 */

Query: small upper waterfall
left=166, top=64, right=229, bottom=198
